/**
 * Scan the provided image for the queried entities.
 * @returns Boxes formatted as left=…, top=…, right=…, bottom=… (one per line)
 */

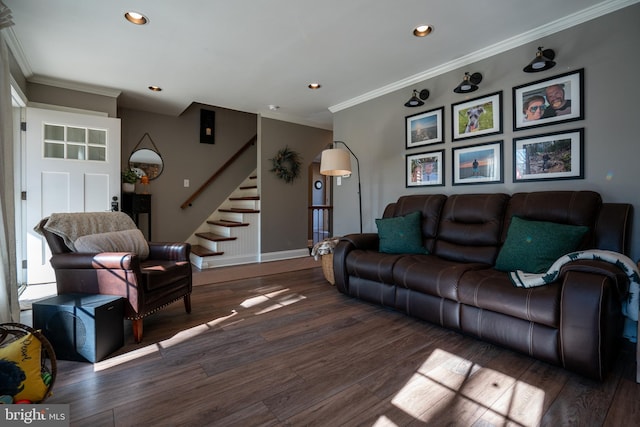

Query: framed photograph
left=513, top=68, right=584, bottom=130
left=452, top=140, right=503, bottom=185
left=513, top=128, right=584, bottom=182
left=452, top=91, right=502, bottom=141
left=406, top=149, right=444, bottom=187
left=405, top=107, right=444, bottom=149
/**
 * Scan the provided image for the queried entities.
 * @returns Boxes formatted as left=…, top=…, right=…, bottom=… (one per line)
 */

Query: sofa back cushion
left=384, top=194, right=447, bottom=253
left=433, top=193, right=510, bottom=264
left=501, top=191, right=601, bottom=249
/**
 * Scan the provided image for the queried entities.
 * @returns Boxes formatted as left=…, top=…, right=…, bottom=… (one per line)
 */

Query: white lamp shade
left=320, top=148, right=352, bottom=176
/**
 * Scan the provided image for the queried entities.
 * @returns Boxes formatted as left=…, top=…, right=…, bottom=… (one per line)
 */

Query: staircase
left=188, top=173, right=260, bottom=269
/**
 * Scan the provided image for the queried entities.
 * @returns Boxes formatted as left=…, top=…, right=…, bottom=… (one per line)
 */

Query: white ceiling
left=4, top=0, right=634, bottom=129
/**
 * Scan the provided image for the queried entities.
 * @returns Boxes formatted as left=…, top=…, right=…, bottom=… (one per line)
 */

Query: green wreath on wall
left=270, top=146, right=302, bottom=184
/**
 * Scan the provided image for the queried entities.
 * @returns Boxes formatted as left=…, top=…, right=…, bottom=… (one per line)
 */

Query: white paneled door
left=25, top=107, right=121, bottom=284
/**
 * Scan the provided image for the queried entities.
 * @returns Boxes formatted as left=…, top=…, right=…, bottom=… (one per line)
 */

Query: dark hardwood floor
left=36, top=266, right=639, bottom=426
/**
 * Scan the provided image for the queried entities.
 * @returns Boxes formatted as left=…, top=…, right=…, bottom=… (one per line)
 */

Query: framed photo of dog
left=451, top=91, right=502, bottom=141
left=452, top=140, right=503, bottom=185
left=405, top=106, right=444, bottom=149
left=513, top=128, right=584, bottom=182
left=513, top=68, right=584, bottom=130
left=406, top=149, right=444, bottom=187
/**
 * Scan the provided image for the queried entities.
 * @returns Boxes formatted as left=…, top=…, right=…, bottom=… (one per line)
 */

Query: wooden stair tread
left=207, top=219, right=249, bottom=227
left=190, top=245, right=224, bottom=257
left=195, top=232, right=237, bottom=242
left=229, top=196, right=260, bottom=201
left=239, top=185, right=257, bottom=190
left=219, top=208, right=260, bottom=213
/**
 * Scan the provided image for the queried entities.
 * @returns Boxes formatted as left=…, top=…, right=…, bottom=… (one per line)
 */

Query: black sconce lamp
left=453, top=72, right=482, bottom=94
left=404, top=89, right=430, bottom=107
left=523, top=47, right=556, bottom=72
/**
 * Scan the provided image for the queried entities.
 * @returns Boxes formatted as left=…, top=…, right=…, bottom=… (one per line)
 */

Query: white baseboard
left=260, top=248, right=310, bottom=263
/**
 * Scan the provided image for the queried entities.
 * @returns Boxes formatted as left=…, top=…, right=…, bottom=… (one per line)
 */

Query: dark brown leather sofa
left=38, top=217, right=192, bottom=344
left=333, top=191, right=633, bottom=380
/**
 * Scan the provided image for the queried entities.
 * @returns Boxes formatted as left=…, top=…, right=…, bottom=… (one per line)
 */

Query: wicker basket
left=0, top=323, right=57, bottom=403
left=321, top=253, right=335, bottom=285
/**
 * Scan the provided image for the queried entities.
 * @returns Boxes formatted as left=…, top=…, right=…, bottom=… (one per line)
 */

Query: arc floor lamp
left=320, top=141, right=362, bottom=233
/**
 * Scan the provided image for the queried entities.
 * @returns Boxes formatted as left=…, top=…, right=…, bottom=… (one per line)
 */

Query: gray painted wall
left=260, top=118, right=333, bottom=253
left=28, top=82, right=118, bottom=117
left=332, top=4, right=640, bottom=260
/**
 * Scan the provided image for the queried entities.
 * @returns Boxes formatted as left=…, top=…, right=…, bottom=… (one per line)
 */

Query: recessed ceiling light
left=308, top=83, right=321, bottom=89
left=148, top=85, right=162, bottom=92
left=413, top=24, right=433, bottom=37
left=269, top=105, right=280, bottom=111
left=125, top=11, right=149, bottom=25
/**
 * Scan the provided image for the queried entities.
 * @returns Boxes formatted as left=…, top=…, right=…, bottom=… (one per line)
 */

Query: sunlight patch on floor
left=158, top=311, right=240, bottom=349
left=388, top=348, right=545, bottom=426
left=371, top=416, right=400, bottom=427
left=241, top=295, right=270, bottom=308
left=94, top=343, right=160, bottom=372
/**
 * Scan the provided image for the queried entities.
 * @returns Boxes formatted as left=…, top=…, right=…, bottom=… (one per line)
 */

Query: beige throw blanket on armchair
left=35, top=212, right=137, bottom=251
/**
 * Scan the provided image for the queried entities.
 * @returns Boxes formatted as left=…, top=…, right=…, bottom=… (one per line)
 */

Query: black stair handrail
left=180, top=135, right=257, bottom=209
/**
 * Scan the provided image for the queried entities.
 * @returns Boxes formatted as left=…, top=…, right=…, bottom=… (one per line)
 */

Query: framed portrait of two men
left=513, top=68, right=584, bottom=131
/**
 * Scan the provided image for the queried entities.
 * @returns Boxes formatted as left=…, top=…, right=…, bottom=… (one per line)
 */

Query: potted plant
left=122, top=169, right=138, bottom=193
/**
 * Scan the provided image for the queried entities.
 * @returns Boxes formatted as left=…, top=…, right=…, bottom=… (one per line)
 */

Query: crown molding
left=2, top=27, right=32, bottom=77
left=28, top=75, right=122, bottom=98
left=329, top=0, right=639, bottom=113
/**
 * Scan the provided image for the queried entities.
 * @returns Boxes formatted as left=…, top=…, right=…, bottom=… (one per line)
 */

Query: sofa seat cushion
left=458, top=269, right=560, bottom=328
left=141, top=260, right=191, bottom=291
left=392, top=255, right=489, bottom=301
left=345, top=250, right=404, bottom=285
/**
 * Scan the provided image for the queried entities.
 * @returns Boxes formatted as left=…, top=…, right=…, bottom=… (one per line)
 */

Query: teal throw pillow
left=495, top=216, right=589, bottom=273
left=375, top=211, right=427, bottom=254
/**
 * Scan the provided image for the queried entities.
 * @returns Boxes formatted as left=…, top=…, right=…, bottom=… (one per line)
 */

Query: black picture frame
left=406, top=149, right=444, bottom=187
left=452, top=140, right=503, bottom=185
left=513, top=68, right=584, bottom=131
left=451, top=91, right=502, bottom=141
left=405, top=106, right=444, bottom=149
left=513, top=128, right=584, bottom=182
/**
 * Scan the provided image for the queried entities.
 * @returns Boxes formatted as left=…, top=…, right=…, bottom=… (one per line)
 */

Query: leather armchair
left=37, top=214, right=192, bottom=343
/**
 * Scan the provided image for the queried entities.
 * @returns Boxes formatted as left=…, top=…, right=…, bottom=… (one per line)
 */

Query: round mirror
left=129, top=148, right=163, bottom=180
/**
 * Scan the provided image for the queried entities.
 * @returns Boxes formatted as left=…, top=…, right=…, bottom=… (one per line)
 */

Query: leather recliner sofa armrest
left=559, top=268, right=625, bottom=380
left=50, top=252, right=139, bottom=270
left=559, top=259, right=630, bottom=299
left=333, top=233, right=380, bottom=294
left=148, top=242, right=191, bottom=261
left=339, top=233, right=379, bottom=250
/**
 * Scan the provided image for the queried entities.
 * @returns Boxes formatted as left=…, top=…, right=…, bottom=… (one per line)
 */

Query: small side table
left=122, top=193, right=152, bottom=240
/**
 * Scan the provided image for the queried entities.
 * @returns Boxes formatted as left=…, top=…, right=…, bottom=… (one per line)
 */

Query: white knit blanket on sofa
left=509, top=249, right=640, bottom=342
